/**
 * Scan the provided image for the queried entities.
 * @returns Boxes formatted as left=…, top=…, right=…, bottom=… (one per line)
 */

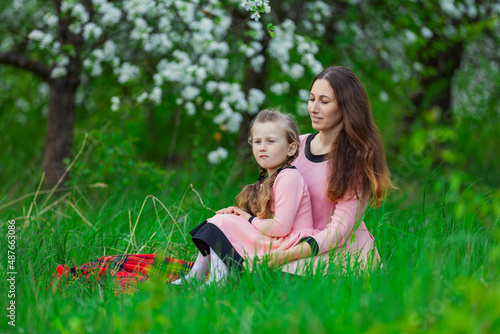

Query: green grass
left=1, top=170, right=499, bottom=334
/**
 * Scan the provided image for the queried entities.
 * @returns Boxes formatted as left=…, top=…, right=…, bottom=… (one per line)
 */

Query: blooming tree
left=0, top=0, right=330, bottom=186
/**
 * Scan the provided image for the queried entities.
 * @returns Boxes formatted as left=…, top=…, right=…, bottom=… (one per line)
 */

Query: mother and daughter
left=52, top=66, right=392, bottom=290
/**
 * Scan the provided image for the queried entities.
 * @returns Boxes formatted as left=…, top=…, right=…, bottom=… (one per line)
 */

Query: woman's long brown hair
left=313, top=66, right=392, bottom=207
left=234, top=110, right=300, bottom=218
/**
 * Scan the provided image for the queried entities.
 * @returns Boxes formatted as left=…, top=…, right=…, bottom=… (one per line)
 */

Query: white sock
left=171, top=252, right=209, bottom=285
left=207, top=248, right=228, bottom=285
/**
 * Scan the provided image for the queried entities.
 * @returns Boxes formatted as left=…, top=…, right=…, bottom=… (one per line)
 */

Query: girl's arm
left=249, top=170, right=306, bottom=237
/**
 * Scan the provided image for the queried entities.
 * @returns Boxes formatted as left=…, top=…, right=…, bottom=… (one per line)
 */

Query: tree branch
left=0, top=52, right=52, bottom=81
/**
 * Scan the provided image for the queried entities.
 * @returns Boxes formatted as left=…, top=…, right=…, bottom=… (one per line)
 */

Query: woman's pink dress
left=189, top=167, right=317, bottom=270
left=281, top=133, right=381, bottom=275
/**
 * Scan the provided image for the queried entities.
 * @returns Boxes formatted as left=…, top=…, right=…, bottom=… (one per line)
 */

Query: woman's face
left=308, top=79, right=343, bottom=133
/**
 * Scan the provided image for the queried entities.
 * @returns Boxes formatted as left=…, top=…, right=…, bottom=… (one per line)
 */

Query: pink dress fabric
left=282, top=133, right=381, bottom=275
left=206, top=168, right=317, bottom=260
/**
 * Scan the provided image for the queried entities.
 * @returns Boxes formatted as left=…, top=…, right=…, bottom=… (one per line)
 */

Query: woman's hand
left=243, top=243, right=313, bottom=272
left=243, top=250, right=287, bottom=272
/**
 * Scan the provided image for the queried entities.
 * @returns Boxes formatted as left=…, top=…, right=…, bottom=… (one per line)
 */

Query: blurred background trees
left=1, top=0, right=499, bottom=224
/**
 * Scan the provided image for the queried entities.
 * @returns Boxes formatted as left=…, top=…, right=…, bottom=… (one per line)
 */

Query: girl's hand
left=230, top=207, right=252, bottom=221
left=216, top=206, right=238, bottom=215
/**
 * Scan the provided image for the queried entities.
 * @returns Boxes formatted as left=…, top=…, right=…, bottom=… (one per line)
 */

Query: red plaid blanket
left=49, top=254, right=193, bottom=295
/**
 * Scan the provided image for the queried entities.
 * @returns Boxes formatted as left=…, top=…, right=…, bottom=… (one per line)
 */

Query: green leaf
left=62, top=44, right=76, bottom=58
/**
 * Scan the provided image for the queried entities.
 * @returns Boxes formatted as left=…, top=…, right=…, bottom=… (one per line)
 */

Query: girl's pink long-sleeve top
left=250, top=168, right=315, bottom=238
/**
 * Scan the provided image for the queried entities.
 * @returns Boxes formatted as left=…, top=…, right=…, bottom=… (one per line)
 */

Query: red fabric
left=48, top=254, right=193, bottom=295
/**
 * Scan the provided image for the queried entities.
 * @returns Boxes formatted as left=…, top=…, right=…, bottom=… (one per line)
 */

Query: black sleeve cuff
left=300, top=236, right=319, bottom=256
left=248, top=216, right=256, bottom=224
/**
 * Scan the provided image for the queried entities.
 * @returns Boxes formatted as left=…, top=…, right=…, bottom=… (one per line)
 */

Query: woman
left=254, top=66, right=393, bottom=275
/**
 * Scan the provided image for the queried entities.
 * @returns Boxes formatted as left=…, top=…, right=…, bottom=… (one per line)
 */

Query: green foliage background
left=1, top=1, right=499, bottom=333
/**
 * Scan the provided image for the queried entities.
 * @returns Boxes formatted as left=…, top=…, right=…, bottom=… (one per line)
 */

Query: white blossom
left=136, top=91, right=148, bottom=103
left=116, top=62, right=139, bottom=83
left=123, top=0, right=155, bottom=20
left=413, top=62, right=423, bottom=72
left=440, top=0, right=463, bottom=19
left=226, top=112, right=243, bottom=132
left=247, top=88, right=265, bottom=114
left=379, top=91, right=389, bottom=102
left=248, top=21, right=264, bottom=40
left=213, top=15, right=232, bottom=38
left=185, top=102, right=196, bottom=115
left=295, top=101, right=309, bottom=116
left=83, top=22, right=103, bottom=40
left=251, top=11, right=261, bottom=21
left=97, top=1, right=122, bottom=26
left=206, top=81, right=218, bottom=94
left=270, top=82, right=290, bottom=95
left=71, top=3, right=90, bottom=23
left=298, top=89, right=310, bottom=101
left=204, top=101, right=214, bottom=111
left=404, top=29, right=417, bottom=43
left=144, top=33, right=172, bottom=53
left=195, top=67, right=208, bottom=84
left=301, top=53, right=322, bottom=74
left=28, top=30, right=53, bottom=48
left=182, top=86, right=200, bottom=101
left=150, top=87, right=162, bottom=105
left=43, top=14, right=58, bottom=28
left=207, top=147, right=228, bottom=165
left=217, top=82, right=230, bottom=94
left=103, top=40, right=117, bottom=60
left=91, top=61, right=102, bottom=76
left=198, top=18, right=214, bottom=32
left=420, top=26, right=434, bottom=39
left=69, top=21, right=82, bottom=34
left=131, top=17, right=152, bottom=40
left=268, top=19, right=296, bottom=67
left=110, top=96, right=120, bottom=111
left=290, top=63, right=305, bottom=80
left=250, top=55, right=265, bottom=72
left=214, top=58, right=229, bottom=77
left=213, top=100, right=233, bottom=124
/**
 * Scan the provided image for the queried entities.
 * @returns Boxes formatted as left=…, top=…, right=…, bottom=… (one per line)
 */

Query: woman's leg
left=171, top=252, right=209, bottom=284
left=207, top=248, right=228, bottom=285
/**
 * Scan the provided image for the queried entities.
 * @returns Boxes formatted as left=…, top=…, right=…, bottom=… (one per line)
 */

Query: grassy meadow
left=0, top=151, right=499, bottom=334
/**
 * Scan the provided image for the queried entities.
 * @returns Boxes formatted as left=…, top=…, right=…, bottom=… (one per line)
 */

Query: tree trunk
left=43, top=72, right=80, bottom=188
left=42, top=2, right=83, bottom=188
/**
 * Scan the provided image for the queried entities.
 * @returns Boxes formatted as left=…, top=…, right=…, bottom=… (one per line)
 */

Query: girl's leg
left=171, top=252, right=209, bottom=285
left=207, top=248, right=228, bottom=285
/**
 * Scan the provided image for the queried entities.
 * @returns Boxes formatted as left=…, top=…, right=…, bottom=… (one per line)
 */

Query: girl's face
left=308, top=79, right=343, bottom=133
left=251, top=121, right=297, bottom=176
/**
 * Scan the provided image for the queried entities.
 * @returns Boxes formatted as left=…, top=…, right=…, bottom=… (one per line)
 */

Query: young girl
left=172, top=109, right=316, bottom=285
